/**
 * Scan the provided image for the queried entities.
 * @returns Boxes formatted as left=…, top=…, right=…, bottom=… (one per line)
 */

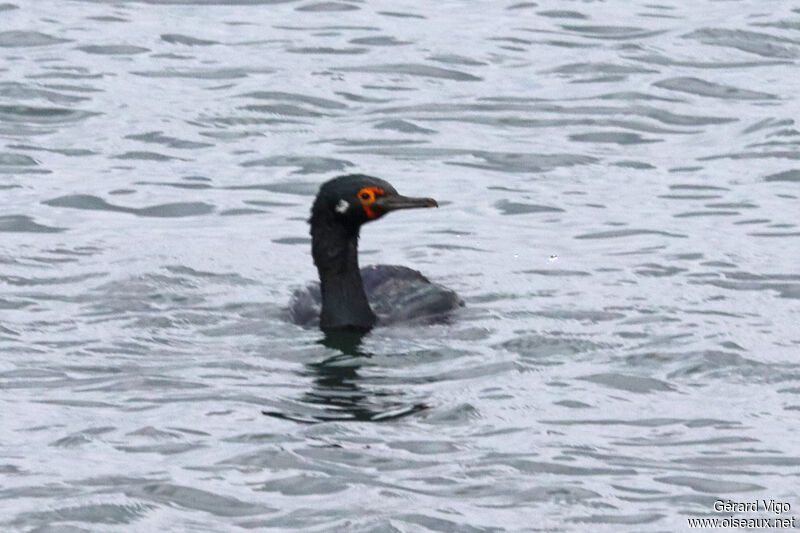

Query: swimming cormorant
left=289, top=174, right=461, bottom=332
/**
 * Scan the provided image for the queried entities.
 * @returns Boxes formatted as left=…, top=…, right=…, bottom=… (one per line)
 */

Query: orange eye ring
left=357, top=187, right=385, bottom=219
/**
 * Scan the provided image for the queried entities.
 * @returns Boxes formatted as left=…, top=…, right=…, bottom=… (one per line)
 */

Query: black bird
left=290, top=174, right=461, bottom=332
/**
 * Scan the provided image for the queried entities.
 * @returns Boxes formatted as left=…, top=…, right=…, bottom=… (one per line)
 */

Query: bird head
left=312, top=174, right=438, bottom=230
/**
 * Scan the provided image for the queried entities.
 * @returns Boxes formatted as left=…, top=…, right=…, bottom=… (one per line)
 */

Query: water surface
left=2, top=0, right=800, bottom=531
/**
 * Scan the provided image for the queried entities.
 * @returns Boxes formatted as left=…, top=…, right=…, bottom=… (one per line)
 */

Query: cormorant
left=289, top=174, right=461, bottom=332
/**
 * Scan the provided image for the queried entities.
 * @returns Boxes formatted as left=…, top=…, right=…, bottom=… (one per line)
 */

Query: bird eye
left=360, top=192, right=371, bottom=201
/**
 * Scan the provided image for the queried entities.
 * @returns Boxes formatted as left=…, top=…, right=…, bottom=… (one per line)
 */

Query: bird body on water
left=290, top=174, right=461, bottom=332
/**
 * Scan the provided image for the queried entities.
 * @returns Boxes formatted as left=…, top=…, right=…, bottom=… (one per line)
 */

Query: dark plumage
left=289, top=174, right=462, bottom=332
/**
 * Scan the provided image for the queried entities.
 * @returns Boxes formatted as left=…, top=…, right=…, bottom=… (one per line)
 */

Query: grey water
left=1, top=0, right=800, bottom=531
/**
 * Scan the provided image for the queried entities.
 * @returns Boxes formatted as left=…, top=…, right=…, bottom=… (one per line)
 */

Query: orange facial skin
left=357, top=187, right=386, bottom=219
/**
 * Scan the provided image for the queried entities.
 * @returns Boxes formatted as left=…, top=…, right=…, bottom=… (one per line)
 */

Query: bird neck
left=311, top=212, right=376, bottom=332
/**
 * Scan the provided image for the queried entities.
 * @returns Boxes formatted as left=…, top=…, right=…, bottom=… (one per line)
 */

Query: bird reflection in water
left=263, top=331, right=428, bottom=423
